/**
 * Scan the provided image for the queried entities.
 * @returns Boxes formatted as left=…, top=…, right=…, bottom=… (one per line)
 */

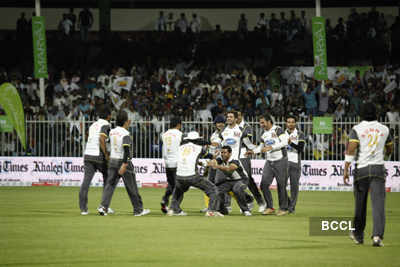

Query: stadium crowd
left=0, top=7, right=399, bottom=158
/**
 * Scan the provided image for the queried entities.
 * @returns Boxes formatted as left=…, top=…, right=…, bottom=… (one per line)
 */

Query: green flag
left=0, top=83, right=26, bottom=149
left=32, top=16, right=48, bottom=79
left=313, top=117, right=333, bottom=134
left=312, top=17, right=328, bottom=80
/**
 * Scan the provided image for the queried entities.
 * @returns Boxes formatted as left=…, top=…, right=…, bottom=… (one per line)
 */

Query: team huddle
left=160, top=111, right=305, bottom=217
left=78, top=102, right=392, bottom=246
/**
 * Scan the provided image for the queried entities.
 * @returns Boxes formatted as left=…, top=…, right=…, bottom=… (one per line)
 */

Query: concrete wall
left=0, top=7, right=398, bottom=31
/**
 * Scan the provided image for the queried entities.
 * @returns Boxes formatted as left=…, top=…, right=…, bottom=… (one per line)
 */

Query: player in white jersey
left=344, top=103, right=393, bottom=247
left=160, top=117, right=183, bottom=214
left=237, top=111, right=266, bottom=212
left=98, top=111, right=150, bottom=216
left=79, top=106, right=111, bottom=215
left=168, top=131, right=222, bottom=217
left=284, top=115, right=305, bottom=214
left=247, top=113, right=289, bottom=216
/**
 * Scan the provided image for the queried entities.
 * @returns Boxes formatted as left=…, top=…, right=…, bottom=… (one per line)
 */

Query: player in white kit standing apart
left=160, top=117, right=183, bottom=214
left=79, top=106, right=113, bottom=215
left=284, top=115, right=305, bottom=214
left=98, top=111, right=150, bottom=216
left=344, top=103, right=393, bottom=247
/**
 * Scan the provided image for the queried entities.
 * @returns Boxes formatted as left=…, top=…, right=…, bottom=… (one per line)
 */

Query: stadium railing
left=0, top=117, right=398, bottom=161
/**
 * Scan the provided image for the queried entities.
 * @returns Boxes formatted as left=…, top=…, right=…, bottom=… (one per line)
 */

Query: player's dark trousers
left=288, top=161, right=301, bottom=212
left=215, top=169, right=252, bottom=207
left=260, top=157, right=289, bottom=210
left=217, top=180, right=249, bottom=213
left=353, top=165, right=386, bottom=239
left=209, top=168, right=231, bottom=207
left=171, top=175, right=219, bottom=213
left=162, top=167, right=176, bottom=205
left=101, top=161, right=144, bottom=214
left=240, top=157, right=265, bottom=206
left=79, top=160, right=107, bottom=212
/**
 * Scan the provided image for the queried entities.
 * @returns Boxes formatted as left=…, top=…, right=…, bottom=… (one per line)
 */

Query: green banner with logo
left=0, top=116, right=13, bottom=132
left=312, top=17, right=328, bottom=80
left=313, top=117, right=333, bottom=134
left=32, top=16, right=48, bottom=79
left=0, top=83, right=26, bottom=149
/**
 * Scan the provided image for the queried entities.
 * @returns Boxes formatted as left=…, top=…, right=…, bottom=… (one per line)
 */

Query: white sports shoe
left=258, top=204, right=266, bottom=213
left=108, top=207, right=115, bottom=214
left=80, top=211, right=89, bottom=215
left=134, top=209, right=151, bottom=216
left=243, top=211, right=252, bottom=216
left=97, top=206, right=107, bottom=216
left=167, top=210, right=187, bottom=216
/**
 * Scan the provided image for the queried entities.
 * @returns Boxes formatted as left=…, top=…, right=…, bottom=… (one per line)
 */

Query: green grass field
left=0, top=187, right=399, bottom=267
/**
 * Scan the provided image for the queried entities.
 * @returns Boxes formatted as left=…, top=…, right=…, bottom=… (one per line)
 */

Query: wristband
left=344, top=154, right=355, bottom=163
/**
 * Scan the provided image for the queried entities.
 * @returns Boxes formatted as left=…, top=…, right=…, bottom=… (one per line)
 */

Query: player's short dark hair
left=116, top=110, right=128, bottom=127
left=98, top=106, right=111, bottom=119
left=259, top=113, right=273, bottom=123
left=221, top=145, right=232, bottom=153
left=170, top=117, right=181, bottom=128
left=360, top=102, right=377, bottom=121
left=226, top=111, right=238, bottom=118
left=286, top=114, right=297, bottom=122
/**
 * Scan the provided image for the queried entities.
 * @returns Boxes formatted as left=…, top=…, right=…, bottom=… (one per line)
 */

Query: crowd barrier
left=1, top=157, right=399, bottom=192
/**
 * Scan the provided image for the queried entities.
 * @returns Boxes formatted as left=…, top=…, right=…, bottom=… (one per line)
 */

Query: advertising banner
left=32, top=16, right=48, bottom=79
left=312, top=17, right=328, bottom=80
left=313, top=117, right=333, bottom=134
left=0, top=158, right=400, bottom=192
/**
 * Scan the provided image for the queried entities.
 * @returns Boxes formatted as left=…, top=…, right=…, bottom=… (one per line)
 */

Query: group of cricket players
left=79, top=102, right=392, bottom=247
left=160, top=110, right=305, bottom=217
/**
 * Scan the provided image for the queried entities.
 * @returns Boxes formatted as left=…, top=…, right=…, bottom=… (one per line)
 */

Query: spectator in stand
left=176, top=13, right=188, bottom=33
left=156, top=11, right=166, bottom=31
left=334, top=17, right=346, bottom=40
left=279, top=12, right=289, bottom=41
left=16, top=12, right=28, bottom=40
left=299, top=83, right=318, bottom=117
left=318, top=89, right=329, bottom=116
left=288, top=10, right=300, bottom=40
left=299, top=10, right=309, bottom=35
left=190, top=13, right=201, bottom=33
left=78, top=7, right=93, bottom=42
left=237, top=14, right=248, bottom=36
left=256, top=13, right=267, bottom=32
left=59, top=14, right=73, bottom=38
left=67, top=8, right=77, bottom=34
left=269, top=13, right=280, bottom=39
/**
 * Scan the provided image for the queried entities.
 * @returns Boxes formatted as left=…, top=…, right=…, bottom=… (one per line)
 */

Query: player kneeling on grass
left=208, top=146, right=252, bottom=216
left=97, top=111, right=150, bottom=216
left=168, top=131, right=223, bottom=217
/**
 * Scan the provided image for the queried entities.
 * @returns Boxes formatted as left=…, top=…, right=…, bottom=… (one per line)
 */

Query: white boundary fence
left=0, top=117, right=399, bottom=161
